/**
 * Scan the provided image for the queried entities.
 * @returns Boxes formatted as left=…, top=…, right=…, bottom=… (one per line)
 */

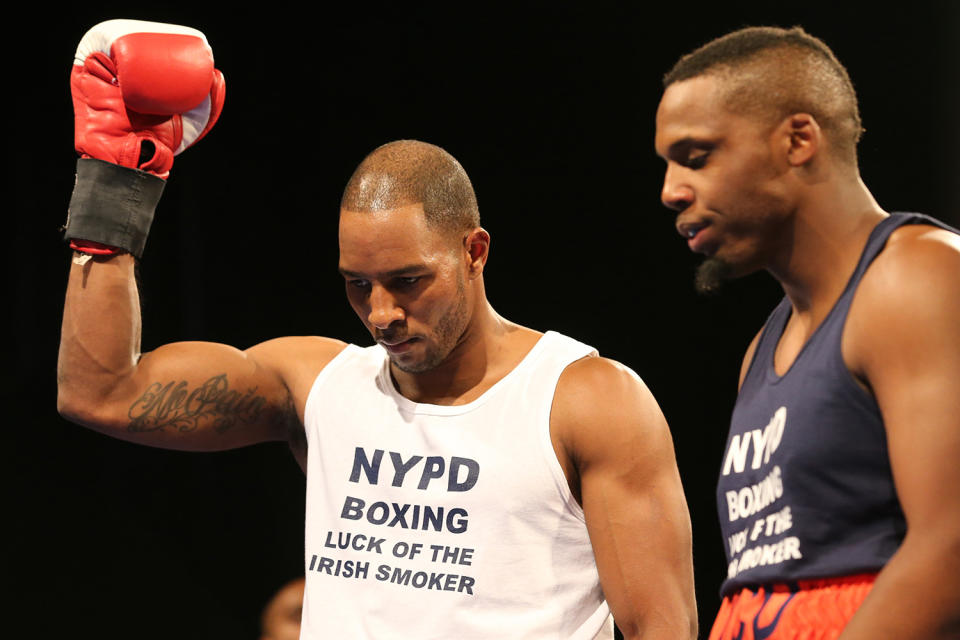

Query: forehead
left=338, top=203, right=453, bottom=274
left=655, top=75, right=743, bottom=155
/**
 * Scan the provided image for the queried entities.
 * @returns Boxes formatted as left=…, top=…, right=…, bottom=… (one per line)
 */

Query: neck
left=767, top=173, right=887, bottom=315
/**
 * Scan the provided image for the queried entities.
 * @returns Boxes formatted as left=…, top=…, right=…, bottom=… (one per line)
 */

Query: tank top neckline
left=761, top=214, right=897, bottom=386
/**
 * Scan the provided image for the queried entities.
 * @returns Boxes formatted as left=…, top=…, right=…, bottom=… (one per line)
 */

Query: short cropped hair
left=341, top=140, right=480, bottom=236
left=664, top=26, right=863, bottom=163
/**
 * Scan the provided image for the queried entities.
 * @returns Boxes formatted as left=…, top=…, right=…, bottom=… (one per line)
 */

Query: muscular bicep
left=57, top=253, right=345, bottom=451
left=553, top=358, right=697, bottom=639
left=61, top=339, right=295, bottom=450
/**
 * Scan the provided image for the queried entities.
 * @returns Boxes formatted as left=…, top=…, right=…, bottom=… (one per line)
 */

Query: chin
left=694, top=243, right=766, bottom=294
left=391, top=357, right=430, bottom=374
left=694, top=257, right=734, bottom=295
left=390, top=344, right=445, bottom=374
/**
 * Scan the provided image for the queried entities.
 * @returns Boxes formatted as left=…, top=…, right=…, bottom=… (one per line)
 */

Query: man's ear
left=463, top=228, right=490, bottom=278
left=781, top=112, right=822, bottom=167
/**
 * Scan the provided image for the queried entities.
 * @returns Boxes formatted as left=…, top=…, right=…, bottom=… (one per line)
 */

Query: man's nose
left=661, top=165, right=694, bottom=212
left=367, top=285, right=405, bottom=329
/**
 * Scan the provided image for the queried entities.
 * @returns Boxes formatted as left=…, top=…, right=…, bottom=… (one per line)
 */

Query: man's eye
left=348, top=279, right=370, bottom=289
left=686, top=152, right=709, bottom=169
left=396, top=277, right=421, bottom=287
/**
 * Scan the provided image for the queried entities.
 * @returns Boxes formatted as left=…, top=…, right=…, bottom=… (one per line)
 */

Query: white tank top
left=300, top=331, right=614, bottom=639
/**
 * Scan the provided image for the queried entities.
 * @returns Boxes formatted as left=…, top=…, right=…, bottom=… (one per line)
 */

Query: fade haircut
left=664, top=26, right=863, bottom=164
left=341, top=140, right=481, bottom=236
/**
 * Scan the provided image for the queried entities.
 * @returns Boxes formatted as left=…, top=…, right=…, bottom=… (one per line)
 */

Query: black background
left=10, top=2, right=959, bottom=638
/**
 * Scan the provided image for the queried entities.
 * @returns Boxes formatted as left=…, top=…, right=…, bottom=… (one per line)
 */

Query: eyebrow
left=658, top=137, right=715, bottom=161
left=338, top=264, right=426, bottom=279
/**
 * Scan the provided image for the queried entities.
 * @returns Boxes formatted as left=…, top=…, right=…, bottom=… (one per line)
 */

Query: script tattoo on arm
left=127, top=374, right=267, bottom=435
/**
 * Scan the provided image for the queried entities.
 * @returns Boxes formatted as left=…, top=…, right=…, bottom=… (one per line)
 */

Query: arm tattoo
left=128, top=374, right=267, bottom=434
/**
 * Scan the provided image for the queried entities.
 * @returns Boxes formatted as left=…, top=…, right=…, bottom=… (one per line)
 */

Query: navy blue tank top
left=716, top=212, right=958, bottom=597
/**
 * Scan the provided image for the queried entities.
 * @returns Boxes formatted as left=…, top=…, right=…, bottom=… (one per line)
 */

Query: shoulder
left=245, top=336, right=349, bottom=370
left=852, top=223, right=960, bottom=320
left=552, top=356, right=670, bottom=465
left=846, top=223, right=960, bottom=373
left=554, top=355, right=646, bottom=405
left=869, top=223, right=960, bottom=284
left=245, top=336, right=349, bottom=399
left=873, top=223, right=960, bottom=278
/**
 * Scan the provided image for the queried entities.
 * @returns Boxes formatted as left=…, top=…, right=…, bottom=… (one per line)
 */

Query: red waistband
left=760, top=572, right=877, bottom=593
left=711, top=573, right=878, bottom=640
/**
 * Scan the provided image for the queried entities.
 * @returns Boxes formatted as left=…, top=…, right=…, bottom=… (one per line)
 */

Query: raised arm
left=839, top=225, right=960, bottom=639
left=57, top=20, right=344, bottom=456
left=552, top=356, right=698, bottom=640
left=57, top=253, right=345, bottom=452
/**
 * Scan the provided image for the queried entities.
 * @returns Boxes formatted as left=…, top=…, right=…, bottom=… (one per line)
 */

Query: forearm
left=616, top=600, right=697, bottom=640
left=54, top=21, right=290, bottom=450
left=838, top=535, right=960, bottom=639
left=58, top=252, right=143, bottom=424
left=59, top=17, right=223, bottom=411
left=604, top=520, right=697, bottom=640
left=57, top=252, right=284, bottom=450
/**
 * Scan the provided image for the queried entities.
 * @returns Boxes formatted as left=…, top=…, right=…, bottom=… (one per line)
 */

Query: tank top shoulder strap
left=827, top=213, right=956, bottom=327
left=844, top=213, right=933, bottom=285
left=740, top=213, right=952, bottom=389
left=740, top=298, right=791, bottom=389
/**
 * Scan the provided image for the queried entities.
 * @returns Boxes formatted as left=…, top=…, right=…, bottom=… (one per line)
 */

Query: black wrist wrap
left=64, top=158, right=166, bottom=259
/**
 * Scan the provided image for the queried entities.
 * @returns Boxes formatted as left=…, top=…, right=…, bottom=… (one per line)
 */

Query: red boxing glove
left=71, top=19, right=225, bottom=179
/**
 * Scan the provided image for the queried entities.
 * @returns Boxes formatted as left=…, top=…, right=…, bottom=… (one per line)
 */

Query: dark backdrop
left=11, top=2, right=958, bottom=638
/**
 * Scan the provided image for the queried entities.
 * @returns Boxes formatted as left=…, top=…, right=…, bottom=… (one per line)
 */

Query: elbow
left=56, top=355, right=130, bottom=428
left=56, top=386, right=94, bottom=426
left=57, top=382, right=117, bottom=429
left=617, top=611, right=697, bottom=640
left=681, top=615, right=702, bottom=640
left=56, top=379, right=81, bottom=423
left=619, top=625, right=697, bottom=640
left=57, top=364, right=87, bottom=424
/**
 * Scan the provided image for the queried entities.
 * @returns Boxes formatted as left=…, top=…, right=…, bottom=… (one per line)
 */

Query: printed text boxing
left=725, top=465, right=784, bottom=522
left=341, top=495, right=470, bottom=534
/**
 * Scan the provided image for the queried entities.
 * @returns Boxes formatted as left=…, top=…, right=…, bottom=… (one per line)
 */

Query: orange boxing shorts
left=709, top=573, right=877, bottom=640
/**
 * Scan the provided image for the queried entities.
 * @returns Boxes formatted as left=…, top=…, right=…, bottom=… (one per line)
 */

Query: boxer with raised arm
left=58, top=19, right=697, bottom=639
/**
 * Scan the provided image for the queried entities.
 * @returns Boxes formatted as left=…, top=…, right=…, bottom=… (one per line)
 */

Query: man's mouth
left=677, top=221, right=714, bottom=253
left=378, top=336, right=419, bottom=353
left=677, top=221, right=705, bottom=238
